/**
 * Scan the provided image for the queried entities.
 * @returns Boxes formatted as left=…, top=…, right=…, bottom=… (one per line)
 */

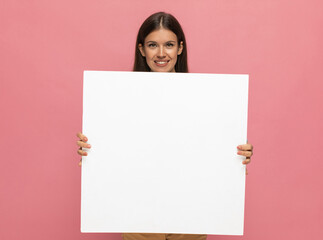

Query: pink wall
left=1, top=0, right=322, bottom=239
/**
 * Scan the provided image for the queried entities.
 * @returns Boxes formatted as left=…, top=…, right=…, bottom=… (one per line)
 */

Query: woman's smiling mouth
left=154, top=60, right=170, bottom=67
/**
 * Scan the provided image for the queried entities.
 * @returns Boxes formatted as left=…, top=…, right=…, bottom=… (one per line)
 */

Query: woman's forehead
left=144, top=28, right=178, bottom=43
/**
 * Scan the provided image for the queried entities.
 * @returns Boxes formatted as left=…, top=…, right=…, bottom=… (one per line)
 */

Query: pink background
left=1, top=0, right=322, bottom=239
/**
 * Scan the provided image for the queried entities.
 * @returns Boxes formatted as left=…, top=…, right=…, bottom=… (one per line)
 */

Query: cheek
left=144, top=49, right=157, bottom=59
left=169, top=51, right=178, bottom=63
left=169, top=49, right=180, bottom=59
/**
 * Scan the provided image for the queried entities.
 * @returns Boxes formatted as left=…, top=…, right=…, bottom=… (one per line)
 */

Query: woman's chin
left=150, top=67, right=175, bottom=73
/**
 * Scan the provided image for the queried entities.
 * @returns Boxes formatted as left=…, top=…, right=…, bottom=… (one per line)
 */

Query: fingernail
left=88, top=144, right=91, bottom=148
left=237, top=146, right=241, bottom=149
left=84, top=138, right=88, bottom=141
left=237, top=151, right=242, bottom=154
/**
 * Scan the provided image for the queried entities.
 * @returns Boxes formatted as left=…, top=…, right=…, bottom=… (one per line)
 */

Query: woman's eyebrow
left=146, top=40, right=176, bottom=43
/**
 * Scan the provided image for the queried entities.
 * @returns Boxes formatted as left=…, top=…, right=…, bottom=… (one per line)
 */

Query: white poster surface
left=81, top=71, right=249, bottom=235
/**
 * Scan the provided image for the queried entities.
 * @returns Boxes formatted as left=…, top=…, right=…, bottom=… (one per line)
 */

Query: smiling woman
left=137, top=28, right=183, bottom=72
left=133, top=12, right=188, bottom=72
left=76, top=11, right=253, bottom=240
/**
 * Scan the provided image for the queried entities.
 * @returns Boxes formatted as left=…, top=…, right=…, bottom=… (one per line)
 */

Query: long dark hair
left=133, top=12, right=188, bottom=73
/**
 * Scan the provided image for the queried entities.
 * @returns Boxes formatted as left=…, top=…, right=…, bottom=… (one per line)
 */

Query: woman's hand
left=237, top=142, right=253, bottom=175
left=76, top=132, right=91, bottom=166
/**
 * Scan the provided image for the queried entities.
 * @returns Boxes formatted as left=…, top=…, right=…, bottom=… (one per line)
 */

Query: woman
left=76, top=12, right=253, bottom=240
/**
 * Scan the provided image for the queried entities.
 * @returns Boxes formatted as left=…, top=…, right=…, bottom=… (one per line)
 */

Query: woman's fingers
left=237, top=143, right=253, bottom=151
left=76, top=132, right=88, bottom=142
left=237, top=150, right=253, bottom=158
left=77, top=148, right=88, bottom=156
left=237, top=143, right=253, bottom=167
left=242, top=157, right=251, bottom=165
left=76, top=132, right=89, bottom=167
left=76, top=140, right=91, bottom=148
left=237, top=143, right=253, bottom=174
left=237, top=143, right=253, bottom=175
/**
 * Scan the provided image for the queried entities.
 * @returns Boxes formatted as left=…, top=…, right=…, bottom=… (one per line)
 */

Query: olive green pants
left=122, top=233, right=207, bottom=240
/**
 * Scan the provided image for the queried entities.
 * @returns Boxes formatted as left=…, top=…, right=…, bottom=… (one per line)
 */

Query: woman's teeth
left=154, top=60, right=169, bottom=67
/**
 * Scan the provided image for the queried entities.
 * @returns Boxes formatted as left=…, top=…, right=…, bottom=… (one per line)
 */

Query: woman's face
left=138, top=28, right=183, bottom=72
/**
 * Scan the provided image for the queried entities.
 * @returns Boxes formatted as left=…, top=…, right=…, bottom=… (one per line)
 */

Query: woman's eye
left=148, top=43, right=157, bottom=48
left=166, top=43, right=174, bottom=47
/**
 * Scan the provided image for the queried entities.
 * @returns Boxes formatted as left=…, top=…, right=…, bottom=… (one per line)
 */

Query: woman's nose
left=157, top=46, right=166, bottom=58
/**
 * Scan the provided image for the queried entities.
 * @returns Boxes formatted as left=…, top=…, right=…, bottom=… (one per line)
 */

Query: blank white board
left=81, top=71, right=249, bottom=235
